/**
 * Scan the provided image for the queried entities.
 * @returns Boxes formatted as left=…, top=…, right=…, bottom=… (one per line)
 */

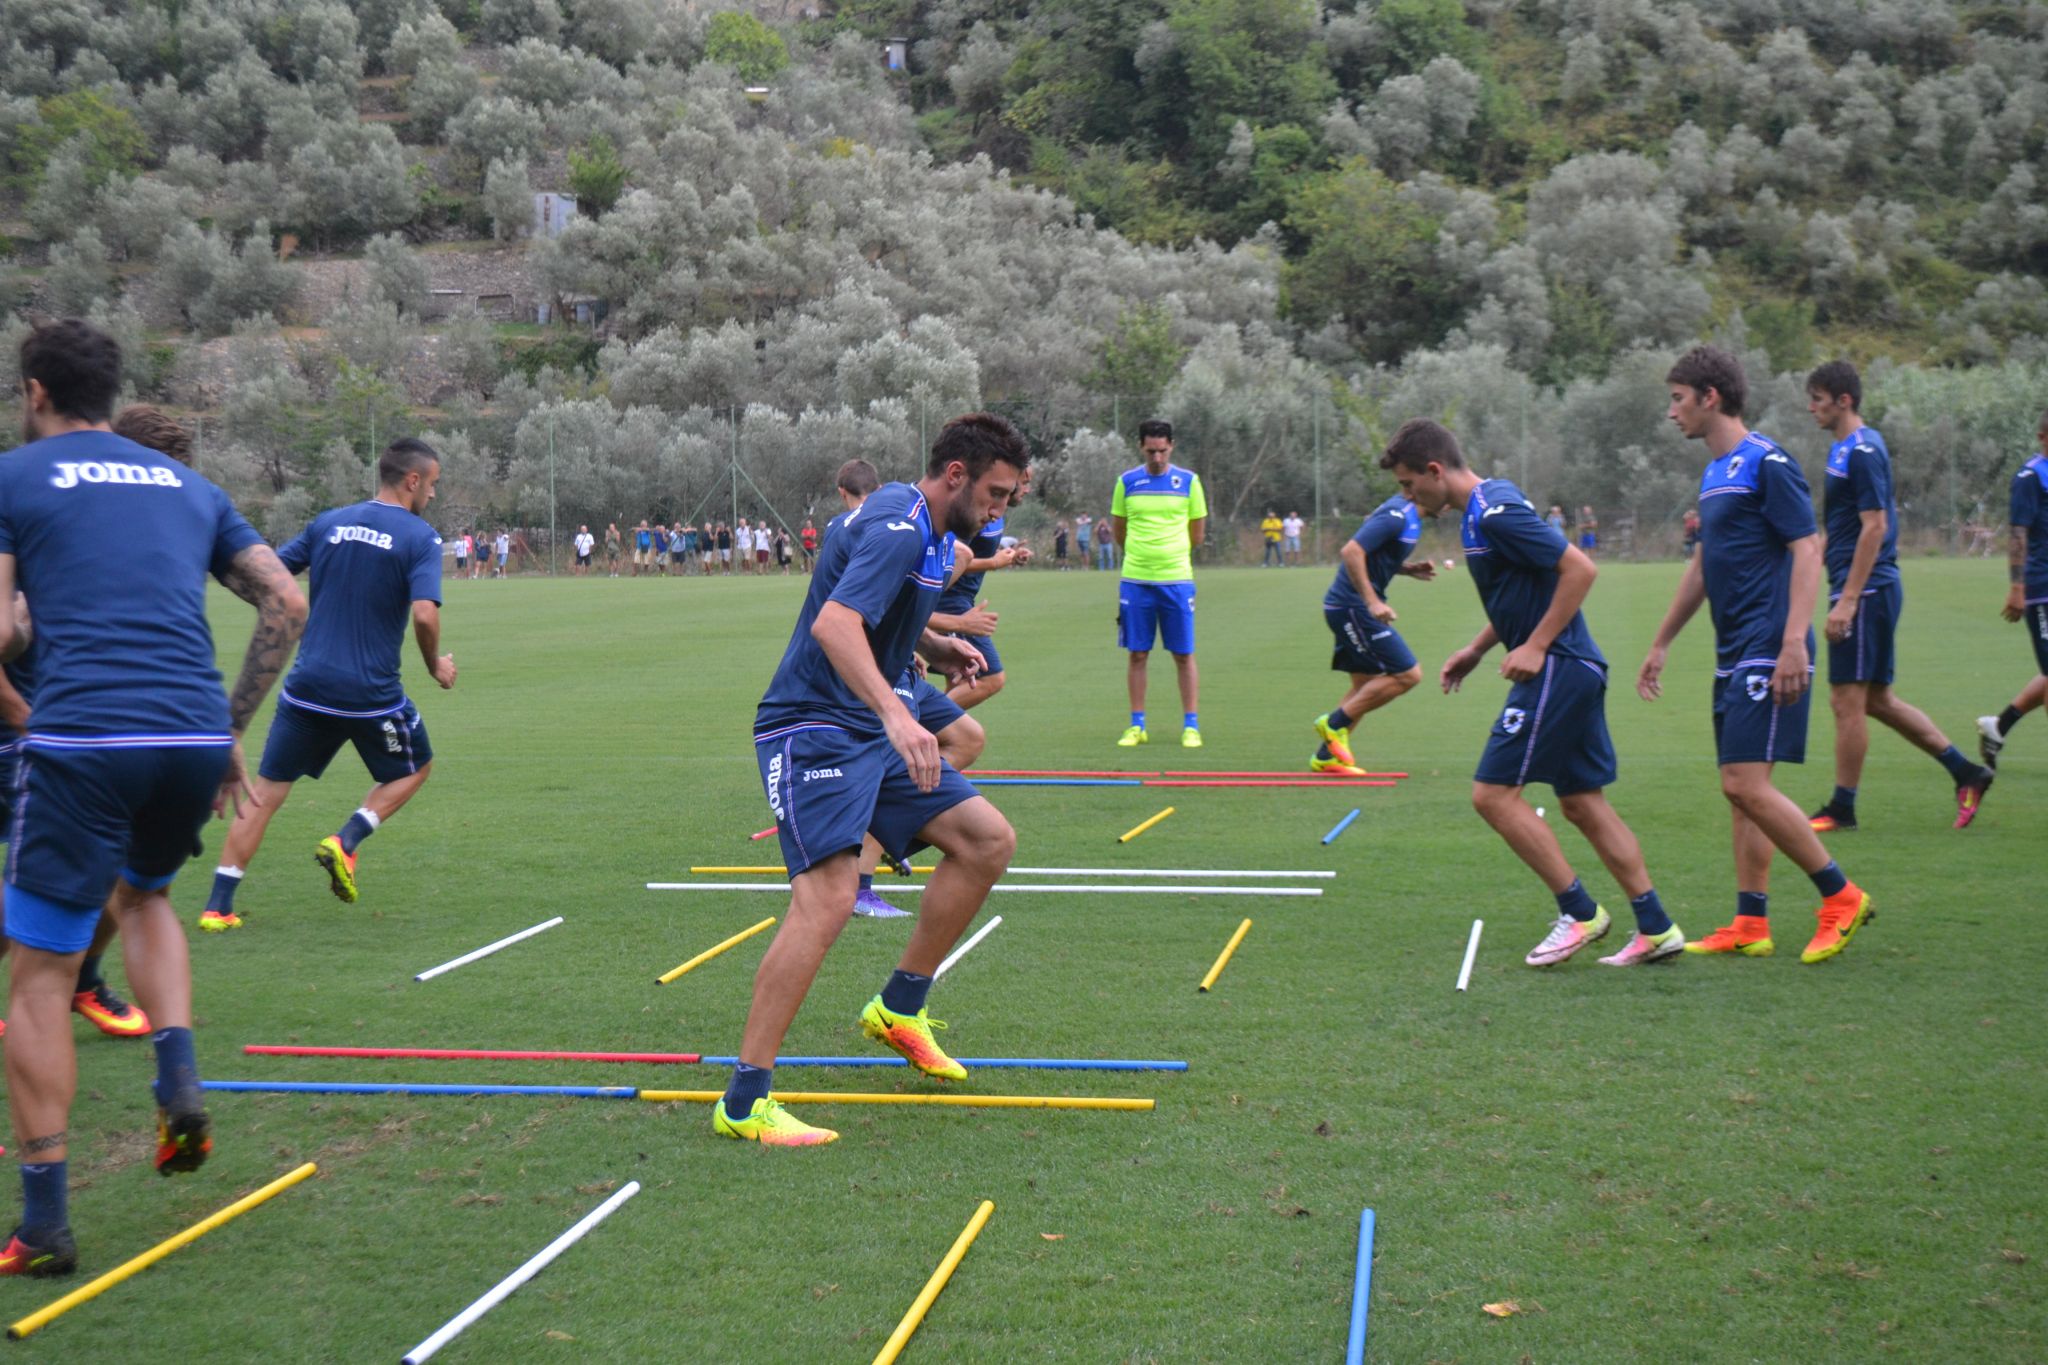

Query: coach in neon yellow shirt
left=1111, top=418, right=1207, bottom=747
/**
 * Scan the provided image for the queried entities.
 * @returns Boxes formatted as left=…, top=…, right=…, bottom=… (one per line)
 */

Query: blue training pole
left=1346, top=1208, right=1375, bottom=1363
left=696, top=1057, right=1188, bottom=1071
left=203, top=1081, right=640, bottom=1099
left=971, top=778, right=1144, bottom=787
left=1321, top=808, right=1361, bottom=845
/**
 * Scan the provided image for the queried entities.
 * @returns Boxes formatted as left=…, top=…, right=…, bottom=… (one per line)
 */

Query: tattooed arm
left=216, top=543, right=307, bottom=814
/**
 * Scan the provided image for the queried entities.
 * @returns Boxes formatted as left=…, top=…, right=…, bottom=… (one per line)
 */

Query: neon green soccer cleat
left=859, top=996, right=968, bottom=1080
left=315, top=835, right=358, bottom=903
left=1181, top=727, right=1203, bottom=748
left=1312, top=714, right=1357, bottom=767
left=712, top=1097, right=838, bottom=1147
left=1115, top=724, right=1148, bottom=747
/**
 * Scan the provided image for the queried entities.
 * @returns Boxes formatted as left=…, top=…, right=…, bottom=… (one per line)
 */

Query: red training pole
left=243, top=1046, right=705, bottom=1064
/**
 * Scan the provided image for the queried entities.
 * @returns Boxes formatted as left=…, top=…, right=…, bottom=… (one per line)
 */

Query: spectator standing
left=1579, top=505, right=1599, bottom=556
left=1681, top=508, right=1701, bottom=556
left=573, top=524, right=594, bottom=575
left=800, top=517, right=818, bottom=572
left=1055, top=519, right=1069, bottom=568
left=631, top=520, right=651, bottom=576
left=651, top=522, right=670, bottom=575
left=454, top=531, right=470, bottom=577
left=1260, top=509, right=1283, bottom=566
left=1546, top=505, right=1567, bottom=536
left=717, top=521, right=734, bottom=574
left=604, top=522, right=622, bottom=577
left=775, top=528, right=792, bottom=574
left=1075, top=512, right=1093, bottom=568
left=1282, top=510, right=1306, bottom=566
left=756, top=520, right=773, bottom=573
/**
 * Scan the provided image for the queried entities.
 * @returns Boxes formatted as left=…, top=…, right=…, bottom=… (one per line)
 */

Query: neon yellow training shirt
left=1111, top=464, right=1207, bottom=582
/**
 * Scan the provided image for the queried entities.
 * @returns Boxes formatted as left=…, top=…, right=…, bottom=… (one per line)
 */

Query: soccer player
left=198, top=438, right=455, bottom=931
left=1977, top=409, right=2048, bottom=771
left=1309, top=492, right=1435, bottom=777
left=1802, top=361, right=1994, bottom=832
left=720, top=415, right=1025, bottom=1145
left=1639, top=346, right=1873, bottom=965
left=1112, top=419, right=1206, bottom=747
left=936, top=502, right=1027, bottom=711
left=1384, top=420, right=1685, bottom=967
left=0, top=320, right=306, bottom=1273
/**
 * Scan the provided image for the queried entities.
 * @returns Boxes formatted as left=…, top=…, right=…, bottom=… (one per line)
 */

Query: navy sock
left=1629, top=889, right=1673, bottom=935
left=1555, top=878, right=1598, bottom=923
left=1315, top=742, right=1332, bottom=761
left=1830, top=785, right=1857, bottom=813
left=1738, top=891, right=1769, bottom=922
left=858, top=874, right=873, bottom=893
left=1998, top=705, right=2024, bottom=735
left=722, top=1062, right=772, bottom=1117
left=151, top=1026, right=198, bottom=1108
left=75, top=953, right=103, bottom=994
left=19, top=1162, right=67, bottom=1237
left=1183, top=711, right=1199, bottom=730
left=1808, top=861, right=1849, bottom=899
left=881, top=969, right=933, bottom=1016
left=1130, top=710, right=1145, bottom=729
left=206, top=867, right=243, bottom=914
left=1934, top=746, right=1978, bottom=783
left=337, top=808, right=379, bottom=855
left=1326, top=706, right=1353, bottom=731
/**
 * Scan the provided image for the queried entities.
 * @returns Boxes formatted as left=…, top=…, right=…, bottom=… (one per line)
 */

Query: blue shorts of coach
left=1119, top=580, right=1196, bottom=654
left=1473, top=656, right=1617, bottom=796
left=1826, top=582, right=1901, bottom=687
left=1712, top=667, right=1810, bottom=766
left=1325, top=607, right=1417, bottom=676
left=5, top=742, right=229, bottom=953
left=260, top=695, right=433, bottom=785
left=757, top=726, right=979, bottom=878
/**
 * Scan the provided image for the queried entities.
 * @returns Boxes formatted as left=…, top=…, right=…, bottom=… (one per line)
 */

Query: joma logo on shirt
left=49, top=461, right=183, bottom=490
left=328, top=526, right=396, bottom=550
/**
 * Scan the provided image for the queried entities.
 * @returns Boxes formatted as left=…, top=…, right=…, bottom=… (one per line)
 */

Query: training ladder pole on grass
left=1346, top=1208, right=1376, bottom=1363
left=873, top=1200, right=995, bottom=1365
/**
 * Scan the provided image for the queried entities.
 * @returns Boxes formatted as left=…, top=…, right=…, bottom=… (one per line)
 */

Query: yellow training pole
left=7, top=1162, right=318, bottom=1340
left=873, top=1199, right=994, bottom=1365
left=657, top=917, right=776, bottom=984
left=1116, top=806, right=1175, bottom=844
left=690, top=866, right=935, bottom=875
left=637, top=1091, right=1153, bottom=1111
left=1198, top=918, right=1253, bottom=993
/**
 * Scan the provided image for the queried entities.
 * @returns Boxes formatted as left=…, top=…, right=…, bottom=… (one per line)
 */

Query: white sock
left=354, top=807, right=381, bottom=833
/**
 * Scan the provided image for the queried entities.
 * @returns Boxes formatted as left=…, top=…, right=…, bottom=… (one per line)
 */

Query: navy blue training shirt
left=0, top=430, right=263, bottom=740
left=2011, top=455, right=2048, bottom=597
left=1326, top=495, right=1420, bottom=612
left=755, top=482, right=948, bottom=740
left=1458, top=477, right=1604, bottom=665
left=935, top=517, right=1002, bottom=615
left=277, top=499, right=443, bottom=713
left=1696, top=432, right=1818, bottom=674
left=1822, top=427, right=1900, bottom=599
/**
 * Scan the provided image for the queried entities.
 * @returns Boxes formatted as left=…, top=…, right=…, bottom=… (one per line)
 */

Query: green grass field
left=10, top=557, right=2043, bottom=1361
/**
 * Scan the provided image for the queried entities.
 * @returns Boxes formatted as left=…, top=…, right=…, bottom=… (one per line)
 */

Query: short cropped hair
left=1807, top=359, right=1861, bottom=410
left=1377, top=418, right=1467, bottom=473
left=111, top=404, right=193, bottom=465
left=835, top=458, right=880, bottom=497
left=377, top=436, right=439, bottom=488
left=1667, top=345, right=1747, bottom=418
left=20, top=319, right=123, bottom=423
left=926, top=412, right=1030, bottom=480
left=1137, top=418, right=1173, bottom=443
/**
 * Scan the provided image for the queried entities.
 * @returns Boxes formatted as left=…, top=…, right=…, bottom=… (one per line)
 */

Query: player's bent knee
left=1828, top=684, right=1868, bottom=719
left=1470, top=782, right=1517, bottom=821
left=939, top=716, right=985, bottom=769
left=1391, top=666, right=1422, bottom=693
left=1558, top=791, right=1605, bottom=826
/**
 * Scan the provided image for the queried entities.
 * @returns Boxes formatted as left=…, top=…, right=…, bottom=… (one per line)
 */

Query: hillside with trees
left=1, top=0, right=2043, bottom=551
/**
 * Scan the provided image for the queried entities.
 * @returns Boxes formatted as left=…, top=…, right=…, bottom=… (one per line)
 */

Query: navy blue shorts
left=6, top=741, right=228, bottom=950
left=1826, top=583, right=1900, bottom=686
left=756, top=726, right=980, bottom=878
left=2027, top=600, right=2048, bottom=675
left=1119, top=580, right=1196, bottom=654
left=953, top=633, right=1002, bottom=677
left=0, top=741, right=16, bottom=839
left=1325, top=606, right=1418, bottom=676
left=912, top=679, right=967, bottom=737
left=1712, top=667, right=1810, bottom=766
left=1473, top=657, right=1617, bottom=796
left=260, top=696, right=432, bottom=785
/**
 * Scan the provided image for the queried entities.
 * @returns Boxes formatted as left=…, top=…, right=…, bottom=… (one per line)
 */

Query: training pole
left=638, top=1091, right=1153, bottom=1110
left=693, top=1057, right=1184, bottom=1071
left=1321, top=809, right=1361, bottom=845
left=1345, top=1208, right=1376, bottom=1364
left=974, top=778, right=1144, bottom=787
left=7, top=1162, right=317, bottom=1340
left=205, top=1081, right=640, bottom=1098
left=873, top=1200, right=995, bottom=1365
left=1161, top=770, right=1409, bottom=779
left=1198, top=918, right=1253, bottom=992
left=649, top=883, right=1321, bottom=898
left=657, top=916, right=776, bottom=984
left=1117, top=807, right=1175, bottom=843
left=401, top=1181, right=641, bottom=1364
left=934, top=915, right=1001, bottom=979
left=414, top=916, right=562, bottom=982
left=686, top=866, right=1336, bottom=879
left=749, top=826, right=777, bottom=841
left=971, top=769, right=1155, bottom=778
left=1144, top=780, right=1396, bottom=789
left=1456, top=920, right=1483, bottom=992
left=244, top=1046, right=706, bottom=1064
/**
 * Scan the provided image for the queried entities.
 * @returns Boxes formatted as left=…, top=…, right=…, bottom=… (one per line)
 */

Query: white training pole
left=1456, top=919, right=1483, bottom=992
left=401, top=1180, right=640, bottom=1363
left=648, top=884, right=1322, bottom=898
left=934, top=916, right=1002, bottom=980
left=413, top=917, right=563, bottom=982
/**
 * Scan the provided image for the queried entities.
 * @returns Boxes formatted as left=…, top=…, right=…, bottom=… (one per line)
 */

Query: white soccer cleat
left=1525, top=906, right=1611, bottom=966
left=1977, top=715, right=2005, bottom=772
left=1597, top=926, right=1685, bottom=966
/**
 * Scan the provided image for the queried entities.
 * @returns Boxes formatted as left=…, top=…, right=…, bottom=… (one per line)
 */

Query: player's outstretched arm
left=1638, top=544, right=1706, bottom=701
left=413, top=600, right=457, bottom=688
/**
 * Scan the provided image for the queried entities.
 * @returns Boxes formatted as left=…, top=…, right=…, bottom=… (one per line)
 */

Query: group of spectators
left=1257, top=510, right=1309, bottom=566
left=1543, top=504, right=1601, bottom=554
left=450, top=529, right=515, bottom=577
left=570, top=517, right=823, bottom=577
left=1044, top=511, right=1118, bottom=570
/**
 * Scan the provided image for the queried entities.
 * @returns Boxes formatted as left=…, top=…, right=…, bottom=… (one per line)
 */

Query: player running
left=1309, top=492, right=1434, bottom=777
left=199, top=438, right=455, bottom=931
left=1640, top=346, right=1873, bottom=965
left=0, top=320, right=305, bottom=1274
left=1112, top=419, right=1206, bottom=747
left=1385, top=420, right=1684, bottom=967
left=719, top=415, right=1026, bottom=1146
left=1977, top=408, right=2048, bottom=773
left=935, top=505, right=1028, bottom=711
left=1801, top=362, right=1994, bottom=832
